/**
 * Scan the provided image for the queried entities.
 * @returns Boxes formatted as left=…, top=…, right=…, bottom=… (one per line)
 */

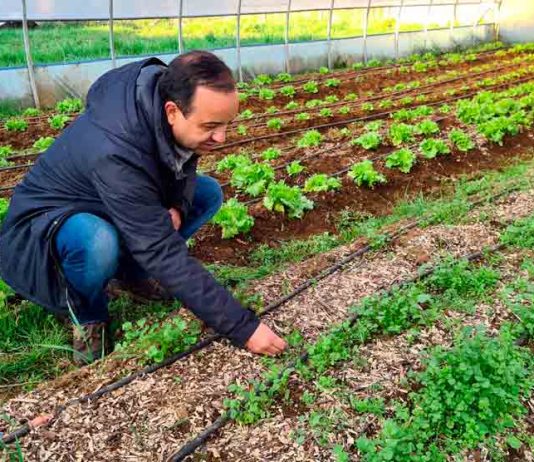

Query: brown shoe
left=106, top=278, right=173, bottom=303
left=72, top=322, right=112, bottom=366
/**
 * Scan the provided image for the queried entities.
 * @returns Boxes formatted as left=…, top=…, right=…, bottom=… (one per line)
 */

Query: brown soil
left=226, top=58, right=527, bottom=140
left=238, top=49, right=514, bottom=114
left=216, top=72, right=534, bottom=158
left=0, top=119, right=69, bottom=150
left=190, top=130, right=534, bottom=265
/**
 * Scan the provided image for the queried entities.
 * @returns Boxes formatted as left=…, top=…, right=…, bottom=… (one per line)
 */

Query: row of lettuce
left=232, top=50, right=534, bottom=139
left=236, top=41, right=522, bottom=102
left=210, top=81, right=534, bottom=239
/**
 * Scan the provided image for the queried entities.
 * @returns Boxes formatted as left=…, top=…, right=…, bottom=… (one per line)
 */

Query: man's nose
left=211, top=129, right=226, bottom=144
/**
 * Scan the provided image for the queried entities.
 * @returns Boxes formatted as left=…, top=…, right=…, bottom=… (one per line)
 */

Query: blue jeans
left=54, top=175, right=223, bottom=324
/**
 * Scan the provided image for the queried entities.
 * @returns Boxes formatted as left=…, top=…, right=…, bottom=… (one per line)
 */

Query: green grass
left=0, top=290, right=185, bottom=398
left=0, top=10, right=461, bottom=68
left=0, top=280, right=71, bottom=391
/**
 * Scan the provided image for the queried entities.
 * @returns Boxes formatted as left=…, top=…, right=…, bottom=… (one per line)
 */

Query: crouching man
left=0, top=51, right=286, bottom=364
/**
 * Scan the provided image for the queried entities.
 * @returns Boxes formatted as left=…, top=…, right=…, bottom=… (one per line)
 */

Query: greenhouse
left=1, top=1, right=534, bottom=461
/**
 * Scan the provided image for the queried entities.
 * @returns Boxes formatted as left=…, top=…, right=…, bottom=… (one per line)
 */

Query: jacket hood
left=85, top=58, right=192, bottom=178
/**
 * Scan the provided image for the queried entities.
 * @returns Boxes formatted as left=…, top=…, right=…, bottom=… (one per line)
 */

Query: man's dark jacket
left=0, top=58, right=259, bottom=346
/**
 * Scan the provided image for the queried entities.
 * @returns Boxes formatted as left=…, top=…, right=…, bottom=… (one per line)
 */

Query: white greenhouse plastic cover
left=0, top=25, right=495, bottom=108
left=0, top=0, right=492, bottom=20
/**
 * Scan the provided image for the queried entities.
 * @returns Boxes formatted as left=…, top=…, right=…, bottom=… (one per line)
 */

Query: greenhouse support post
left=327, top=0, right=335, bottom=70
left=236, top=0, right=243, bottom=82
left=284, top=0, right=292, bottom=73
left=21, top=0, right=40, bottom=108
left=362, top=0, right=372, bottom=63
left=424, top=0, right=434, bottom=50
left=450, top=0, right=459, bottom=41
left=472, top=0, right=484, bottom=44
left=495, top=0, right=504, bottom=41
left=177, top=0, right=184, bottom=54
left=394, top=0, right=405, bottom=59
left=109, top=0, right=116, bottom=68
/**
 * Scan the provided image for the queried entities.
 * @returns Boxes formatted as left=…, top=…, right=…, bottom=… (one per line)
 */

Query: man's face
left=164, top=86, right=239, bottom=151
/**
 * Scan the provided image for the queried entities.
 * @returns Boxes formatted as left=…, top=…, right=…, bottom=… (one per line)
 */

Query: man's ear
left=164, top=101, right=183, bottom=125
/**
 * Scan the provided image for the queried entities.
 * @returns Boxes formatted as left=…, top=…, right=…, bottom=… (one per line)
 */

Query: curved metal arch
left=495, top=0, right=504, bottom=41
left=236, top=0, right=243, bottom=82
left=108, top=0, right=116, bottom=68
left=21, top=0, right=40, bottom=107
left=177, top=0, right=184, bottom=54
left=327, top=0, right=336, bottom=70
left=284, top=0, right=292, bottom=73
left=362, top=0, right=372, bottom=63
left=394, top=0, right=405, bottom=59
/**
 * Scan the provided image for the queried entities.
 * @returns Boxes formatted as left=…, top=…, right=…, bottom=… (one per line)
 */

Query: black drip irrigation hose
left=0, top=163, right=34, bottom=173
left=0, top=113, right=77, bottom=129
left=166, top=242, right=507, bottom=461
left=0, top=180, right=524, bottom=446
left=6, top=151, right=41, bottom=162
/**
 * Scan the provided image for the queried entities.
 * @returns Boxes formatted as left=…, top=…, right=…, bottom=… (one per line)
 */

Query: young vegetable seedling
left=212, top=198, right=255, bottom=239
left=348, top=160, right=387, bottom=188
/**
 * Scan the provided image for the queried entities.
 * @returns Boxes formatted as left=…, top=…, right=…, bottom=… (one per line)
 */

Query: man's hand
left=245, top=322, right=287, bottom=356
left=168, top=207, right=182, bottom=231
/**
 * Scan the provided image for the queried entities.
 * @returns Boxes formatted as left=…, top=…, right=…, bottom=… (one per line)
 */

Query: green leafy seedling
left=264, top=181, right=314, bottom=218
left=32, top=136, right=55, bottom=152
left=297, top=130, right=323, bottom=149
left=304, top=174, right=342, bottom=192
left=385, top=148, right=416, bottom=173
left=286, top=161, right=306, bottom=176
left=4, top=117, right=28, bottom=132
left=348, top=160, right=386, bottom=188
left=261, top=147, right=282, bottom=161
left=48, top=114, right=70, bottom=130
left=212, top=198, right=254, bottom=239
left=351, top=132, right=382, bottom=150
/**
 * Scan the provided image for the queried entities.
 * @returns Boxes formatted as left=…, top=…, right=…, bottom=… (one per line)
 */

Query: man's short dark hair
left=159, top=50, right=236, bottom=117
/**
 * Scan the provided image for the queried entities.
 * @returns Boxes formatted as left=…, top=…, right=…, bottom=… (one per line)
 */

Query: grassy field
left=0, top=9, right=457, bottom=68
